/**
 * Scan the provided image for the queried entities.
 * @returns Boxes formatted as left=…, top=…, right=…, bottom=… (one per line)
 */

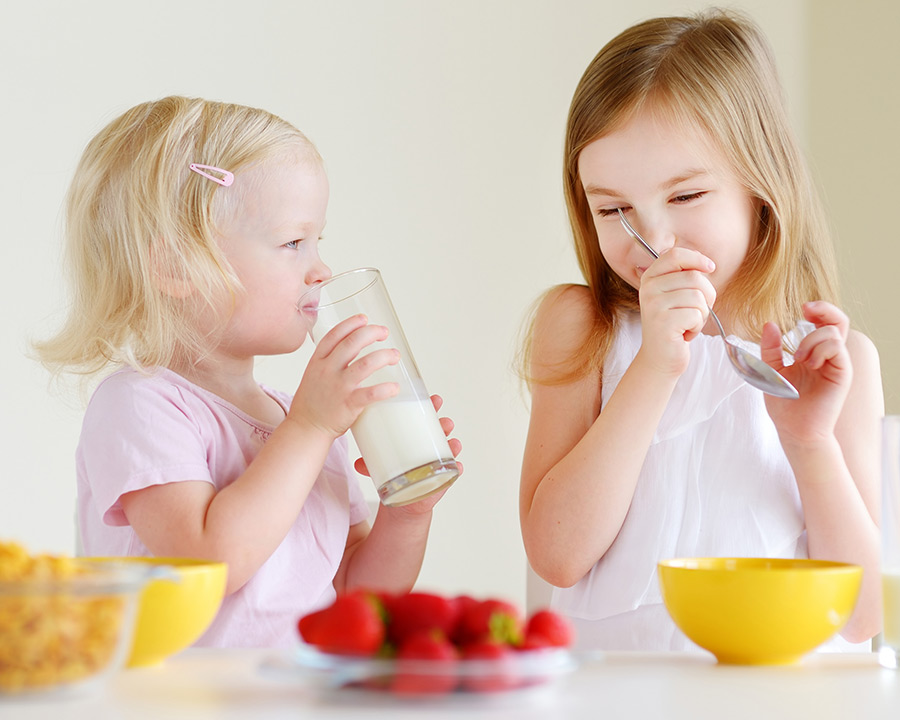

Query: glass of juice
left=881, top=415, right=900, bottom=669
left=297, top=268, right=459, bottom=506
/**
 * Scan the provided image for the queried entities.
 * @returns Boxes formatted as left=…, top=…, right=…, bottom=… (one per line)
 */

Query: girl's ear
left=149, top=241, right=194, bottom=298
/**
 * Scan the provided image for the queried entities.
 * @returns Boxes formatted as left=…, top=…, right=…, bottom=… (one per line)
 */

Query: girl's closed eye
left=671, top=191, right=706, bottom=204
left=597, top=205, right=632, bottom=218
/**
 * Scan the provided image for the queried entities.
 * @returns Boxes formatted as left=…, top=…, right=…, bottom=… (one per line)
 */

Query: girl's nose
left=648, top=230, right=677, bottom=255
left=630, top=214, right=676, bottom=255
left=309, top=255, right=332, bottom=285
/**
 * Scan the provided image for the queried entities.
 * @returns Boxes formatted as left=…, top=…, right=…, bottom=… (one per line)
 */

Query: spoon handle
left=618, top=210, right=660, bottom=260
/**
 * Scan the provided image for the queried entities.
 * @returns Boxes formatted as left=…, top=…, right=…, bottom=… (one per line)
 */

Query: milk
left=882, top=571, right=900, bottom=667
left=351, top=397, right=458, bottom=505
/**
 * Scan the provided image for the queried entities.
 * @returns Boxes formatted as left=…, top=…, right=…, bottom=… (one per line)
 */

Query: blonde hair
left=35, top=96, right=320, bottom=378
left=522, top=9, right=838, bottom=387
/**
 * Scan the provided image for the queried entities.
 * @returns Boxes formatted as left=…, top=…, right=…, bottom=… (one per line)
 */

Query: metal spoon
left=617, top=209, right=799, bottom=399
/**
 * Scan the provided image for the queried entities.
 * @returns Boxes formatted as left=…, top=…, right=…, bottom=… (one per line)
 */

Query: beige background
left=1, top=0, right=896, bottom=609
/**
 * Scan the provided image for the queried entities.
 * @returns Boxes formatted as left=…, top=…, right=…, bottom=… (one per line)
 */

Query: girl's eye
left=284, top=240, right=300, bottom=249
left=672, top=192, right=705, bottom=204
left=597, top=206, right=631, bottom=218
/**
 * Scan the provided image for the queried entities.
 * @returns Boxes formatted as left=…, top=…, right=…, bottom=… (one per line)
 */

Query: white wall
left=808, top=0, right=900, bottom=415
left=0, top=0, right=819, bottom=608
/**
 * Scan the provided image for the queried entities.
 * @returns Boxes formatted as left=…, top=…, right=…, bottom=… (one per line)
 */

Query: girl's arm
left=332, top=505, right=433, bottom=595
left=522, top=249, right=714, bottom=587
left=120, top=316, right=400, bottom=595
left=761, top=302, right=884, bottom=642
left=333, top=399, right=461, bottom=593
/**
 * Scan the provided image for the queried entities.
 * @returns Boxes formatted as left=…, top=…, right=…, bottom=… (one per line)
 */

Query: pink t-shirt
left=76, top=367, right=370, bottom=648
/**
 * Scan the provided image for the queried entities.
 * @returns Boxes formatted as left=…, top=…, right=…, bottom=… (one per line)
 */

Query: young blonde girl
left=519, top=11, right=883, bottom=651
left=37, top=96, right=460, bottom=648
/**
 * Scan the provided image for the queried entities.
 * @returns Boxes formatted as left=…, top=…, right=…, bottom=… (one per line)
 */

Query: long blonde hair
left=35, top=96, right=320, bottom=379
left=523, top=9, right=838, bottom=387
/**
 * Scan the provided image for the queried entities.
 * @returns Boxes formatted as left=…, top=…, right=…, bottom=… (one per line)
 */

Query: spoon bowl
left=617, top=209, right=798, bottom=399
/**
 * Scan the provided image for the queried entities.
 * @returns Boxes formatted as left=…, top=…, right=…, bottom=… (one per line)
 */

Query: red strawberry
left=460, top=640, right=518, bottom=692
left=390, top=630, right=458, bottom=695
left=297, top=591, right=386, bottom=656
left=518, top=632, right=554, bottom=651
left=386, top=592, right=461, bottom=646
left=448, top=594, right=478, bottom=642
left=523, top=609, right=574, bottom=648
left=456, top=598, right=523, bottom=646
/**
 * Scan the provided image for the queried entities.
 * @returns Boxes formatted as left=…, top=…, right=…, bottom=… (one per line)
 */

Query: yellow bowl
left=658, top=558, right=862, bottom=665
left=88, top=557, right=227, bottom=667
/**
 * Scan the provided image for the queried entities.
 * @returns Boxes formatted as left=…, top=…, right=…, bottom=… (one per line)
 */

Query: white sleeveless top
left=551, top=311, right=863, bottom=652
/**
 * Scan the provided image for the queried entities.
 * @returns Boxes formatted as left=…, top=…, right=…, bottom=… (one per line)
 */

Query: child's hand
left=289, top=314, right=401, bottom=438
left=354, top=394, right=463, bottom=513
left=760, top=301, right=852, bottom=446
left=636, top=247, right=717, bottom=378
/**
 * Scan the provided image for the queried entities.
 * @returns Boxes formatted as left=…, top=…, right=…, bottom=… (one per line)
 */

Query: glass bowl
left=262, top=642, right=577, bottom=697
left=0, top=559, right=148, bottom=696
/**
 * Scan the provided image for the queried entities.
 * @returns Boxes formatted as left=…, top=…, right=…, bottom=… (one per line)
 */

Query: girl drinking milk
left=36, top=96, right=461, bottom=647
left=519, top=10, right=883, bottom=651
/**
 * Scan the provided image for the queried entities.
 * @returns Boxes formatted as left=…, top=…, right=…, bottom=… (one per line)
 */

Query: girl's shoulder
left=846, top=327, right=879, bottom=360
left=87, top=367, right=215, bottom=420
left=92, top=366, right=186, bottom=400
left=846, top=328, right=883, bottom=396
left=534, top=284, right=597, bottom=335
left=528, top=284, right=607, bottom=385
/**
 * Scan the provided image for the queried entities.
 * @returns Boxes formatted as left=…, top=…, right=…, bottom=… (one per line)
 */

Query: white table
left=4, top=649, right=899, bottom=719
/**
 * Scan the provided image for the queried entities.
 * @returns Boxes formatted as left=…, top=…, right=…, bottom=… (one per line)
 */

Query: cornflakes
left=0, top=541, right=126, bottom=693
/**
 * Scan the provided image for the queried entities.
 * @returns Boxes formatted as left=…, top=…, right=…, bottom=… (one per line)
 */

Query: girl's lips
left=297, top=286, right=322, bottom=316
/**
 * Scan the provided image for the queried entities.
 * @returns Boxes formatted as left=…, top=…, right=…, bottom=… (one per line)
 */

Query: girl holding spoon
left=519, top=10, right=883, bottom=651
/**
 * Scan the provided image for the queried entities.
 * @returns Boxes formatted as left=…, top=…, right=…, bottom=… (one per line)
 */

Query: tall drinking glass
left=881, top=415, right=900, bottom=669
left=298, top=268, right=459, bottom=507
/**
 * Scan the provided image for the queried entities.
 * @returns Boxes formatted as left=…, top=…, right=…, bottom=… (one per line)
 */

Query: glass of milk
left=881, top=415, right=900, bottom=668
left=297, top=268, right=459, bottom=506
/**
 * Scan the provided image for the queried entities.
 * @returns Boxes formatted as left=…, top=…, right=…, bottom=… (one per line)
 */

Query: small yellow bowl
left=88, top=557, right=227, bottom=667
left=658, top=558, right=862, bottom=665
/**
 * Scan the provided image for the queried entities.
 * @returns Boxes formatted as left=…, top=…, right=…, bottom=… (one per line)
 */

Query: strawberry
left=456, top=598, right=523, bottom=646
left=460, top=640, right=518, bottom=692
left=297, top=591, right=386, bottom=656
left=390, top=630, right=458, bottom=695
left=518, top=632, right=554, bottom=651
left=386, top=592, right=461, bottom=646
left=523, top=609, right=574, bottom=648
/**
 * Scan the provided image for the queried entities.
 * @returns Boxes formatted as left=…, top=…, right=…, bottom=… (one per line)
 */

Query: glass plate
left=260, top=642, right=577, bottom=696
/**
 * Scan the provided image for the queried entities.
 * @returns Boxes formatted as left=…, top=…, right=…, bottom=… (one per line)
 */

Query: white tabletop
left=4, top=649, right=899, bottom=719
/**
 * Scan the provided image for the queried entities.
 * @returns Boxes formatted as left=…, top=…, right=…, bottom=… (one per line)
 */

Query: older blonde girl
left=520, top=11, right=882, bottom=651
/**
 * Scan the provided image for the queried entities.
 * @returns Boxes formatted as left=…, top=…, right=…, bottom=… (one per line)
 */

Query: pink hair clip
left=189, top=163, right=234, bottom=187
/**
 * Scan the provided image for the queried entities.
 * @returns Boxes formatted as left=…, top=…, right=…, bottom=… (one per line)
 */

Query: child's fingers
left=439, top=415, right=455, bottom=436
left=322, top=323, right=392, bottom=368
left=430, top=394, right=444, bottom=412
left=313, top=314, right=372, bottom=357
left=652, top=247, right=716, bottom=275
left=642, top=255, right=717, bottom=311
left=759, top=322, right=786, bottom=371
left=802, top=301, right=849, bottom=340
left=345, top=347, right=400, bottom=388
left=353, top=457, right=370, bottom=477
left=349, top=381, right=400, bottom=410
left=794, top=325, right=848, bottom=371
